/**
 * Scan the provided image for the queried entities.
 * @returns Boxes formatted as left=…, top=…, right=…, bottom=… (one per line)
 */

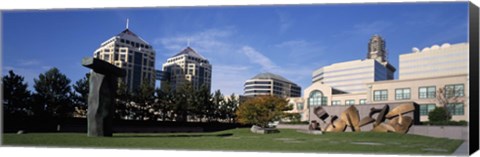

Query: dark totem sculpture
left=82, top=57, right=125, bottom=137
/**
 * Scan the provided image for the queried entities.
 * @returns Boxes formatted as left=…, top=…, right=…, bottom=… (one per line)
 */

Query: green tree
left=114, top=80, right=132, bottom=119
left=33, top=68, right=73, bottom=117
left=428, top=107, right=451, bottom=122
left=2, top=70, right=32, bottom=116
left=223, top=93, right=239, bottom=123
left=72, top=73, right=89, bottom=117
left=236, top=95, right=290, bottom=128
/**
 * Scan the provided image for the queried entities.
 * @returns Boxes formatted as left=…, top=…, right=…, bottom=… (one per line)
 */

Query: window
left=345, top=100, right=355, bottom=105
left=419, top=86, right=436, bottom=99
left=373, top=90, right=388, bottom=101
left=308, top=90, right=327, bottom=106
left=296, top=103, right=304, bottom=110
left=446, top=103, right=464, bottom=115
left=395, top=88, right=410, bottom=100
left=331, top=100, right=341, bottom=106
left=103, top=54, right=110, bottom=60
left=359, top=99, right=366, bottom=105
left=419, top=104, right=436, bottom=115
left=445, top=84, right=464, bottom=98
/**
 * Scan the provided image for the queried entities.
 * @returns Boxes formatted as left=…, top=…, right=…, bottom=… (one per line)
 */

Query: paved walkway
left=451, top=141, right=468, bottom=156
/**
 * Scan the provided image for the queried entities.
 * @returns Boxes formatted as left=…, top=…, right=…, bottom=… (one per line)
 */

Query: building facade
left=311, top=35, right=395, bottom=93
left=244, top=72, right=301, bottom=97
left=399, top=42, right=468, bottom=80
left=93, top=28, right=156, bottom=92
left=161, top=47, right=212, bottom=91
left=288, top=40, right=469, bottom=122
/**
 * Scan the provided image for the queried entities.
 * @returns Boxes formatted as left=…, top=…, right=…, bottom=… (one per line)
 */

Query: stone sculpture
left=82, top=57, right=125, bottom=137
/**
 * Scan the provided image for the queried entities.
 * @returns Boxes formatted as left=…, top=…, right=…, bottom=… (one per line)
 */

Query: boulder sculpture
left=82, top=57, right=125, bottom=137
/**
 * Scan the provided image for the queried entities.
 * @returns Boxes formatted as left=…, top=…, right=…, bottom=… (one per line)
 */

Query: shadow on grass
left=113, top=133, right=234, bottom=138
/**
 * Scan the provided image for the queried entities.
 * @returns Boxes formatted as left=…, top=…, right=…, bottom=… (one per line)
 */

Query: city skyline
left=2, top=2, right=469, bottom=96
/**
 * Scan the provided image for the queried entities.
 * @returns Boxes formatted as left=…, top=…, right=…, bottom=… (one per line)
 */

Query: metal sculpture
left=313, top=103, right=415, bottom=134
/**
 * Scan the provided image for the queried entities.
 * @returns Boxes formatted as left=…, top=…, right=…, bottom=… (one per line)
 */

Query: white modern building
left=311, top=35, right=396, bottom=93
left=161, top=47, right=212, bottom=91
left=93, top=25, right=156, bottom=92
left=244, top=72, right=301, bottom=97
left=287, top=37, right=469, bottom=122
left=399, top=42, right=468, bottom=80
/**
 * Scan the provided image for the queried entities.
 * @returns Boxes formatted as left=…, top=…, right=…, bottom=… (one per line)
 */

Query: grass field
left=3, top=128, right=463, bottom=155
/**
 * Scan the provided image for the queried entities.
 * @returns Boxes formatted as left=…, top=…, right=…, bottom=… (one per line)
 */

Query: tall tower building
left=93, top=21, right=156, bottom=92
left=367, top=35, right=387, bottom=63
left=161, top=47, right=212, bottom=91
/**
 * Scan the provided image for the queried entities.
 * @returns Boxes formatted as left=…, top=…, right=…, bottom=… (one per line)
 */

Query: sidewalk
left=451, top=141, right=468, bottom=156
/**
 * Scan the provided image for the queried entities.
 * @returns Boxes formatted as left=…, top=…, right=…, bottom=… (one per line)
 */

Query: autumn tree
left=236, top=95, right=290, bottom=128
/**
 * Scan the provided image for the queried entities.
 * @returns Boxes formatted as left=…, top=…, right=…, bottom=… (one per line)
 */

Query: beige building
left=161, top=47, right=212, bottom=91
left=367, top=74, right=468, bottom=121
left=288, top=41, right=469, bottom=122
left=244, top=72, right=301, bottom=97
left=94, top=26, right=156, bottom=92
left=312, top=35, right=395, bottom=93
left=399, top=42, right=468, bottom=80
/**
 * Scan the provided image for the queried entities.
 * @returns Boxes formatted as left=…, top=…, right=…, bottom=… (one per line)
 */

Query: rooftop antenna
left=126, top=18, right=129, bottom=29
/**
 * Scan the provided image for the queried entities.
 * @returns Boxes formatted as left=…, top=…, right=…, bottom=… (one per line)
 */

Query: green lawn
left=3, top=128, right=463, bottom=155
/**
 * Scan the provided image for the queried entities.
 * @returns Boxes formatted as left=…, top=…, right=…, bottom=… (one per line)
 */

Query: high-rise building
left=93, top=24, right=156, bottom=92
left=161, top=47, right=212, bottom=91
left=244, top=72, right=301, bottom=97
left=311, top=35, right=395, bottom=93
left=399, top=42, right=468, bottom=80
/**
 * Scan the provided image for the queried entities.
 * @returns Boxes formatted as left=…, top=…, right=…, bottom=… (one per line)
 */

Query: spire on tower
left=187, top=38, right=191, bottom=47
left=126, top=18, right=129, bottom=29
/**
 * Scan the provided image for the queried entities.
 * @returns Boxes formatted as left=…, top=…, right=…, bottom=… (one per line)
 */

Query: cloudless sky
left=2, top=2, right=469, bottom=96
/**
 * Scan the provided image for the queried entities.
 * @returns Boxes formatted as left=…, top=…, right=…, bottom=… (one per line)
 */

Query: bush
left=428, top=107, right=451, bottom=122
left=283, top=113, right=301, bottom=122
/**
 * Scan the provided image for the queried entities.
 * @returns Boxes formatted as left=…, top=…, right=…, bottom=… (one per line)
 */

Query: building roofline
left=366, top=73, right=468, bottom=85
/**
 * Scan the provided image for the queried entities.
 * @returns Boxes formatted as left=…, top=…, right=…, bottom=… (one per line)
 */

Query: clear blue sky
left=2, top=2, right=469, bottom=96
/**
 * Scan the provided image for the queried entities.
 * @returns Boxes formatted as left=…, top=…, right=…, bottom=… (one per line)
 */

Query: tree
left=209, top=89, right=224, bottom=122
left=428, top=107, right=451, bottom=122
left=2, top=70, right=32, bottom=116
left=236, top=95, right=290, bottom=128
left=72, top=73, right=89, bottom=117
left=223, top=93, right=239, bottom=123
left=33, top=67, right=73, bottom=117
left=434, top=86, right=463, bottom=121
left=114, top=80, right=133, bottom=119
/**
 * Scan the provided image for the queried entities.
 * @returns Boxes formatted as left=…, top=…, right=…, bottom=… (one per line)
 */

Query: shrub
left=428, top=107, right=451, bottom=122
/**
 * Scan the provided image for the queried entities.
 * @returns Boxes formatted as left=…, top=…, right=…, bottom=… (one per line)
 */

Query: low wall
left=276, top=124, right=468, bottom=140
left=408, top=125, right=469, bottom=140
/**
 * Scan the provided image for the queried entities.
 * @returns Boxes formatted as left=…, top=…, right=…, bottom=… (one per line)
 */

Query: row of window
left=119, top=39, right=151, bottom=49
left=419, top=103, right=464, bottom=115
left=331, top=99, right=367, bottom=106
left=373, top=84, right=464, bottom=101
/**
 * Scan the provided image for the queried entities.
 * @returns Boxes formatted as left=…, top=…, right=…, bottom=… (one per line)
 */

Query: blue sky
left=2, top=2, right=469, bottom=96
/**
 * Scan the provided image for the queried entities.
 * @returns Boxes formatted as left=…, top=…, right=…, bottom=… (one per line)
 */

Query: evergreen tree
left=72, top=73, right=89, bottom=117
left=2, top=70, right=32, bottom=116
left=33, top=68, right=73, bottom=117
left=224, top=93, right=239, bottom=123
